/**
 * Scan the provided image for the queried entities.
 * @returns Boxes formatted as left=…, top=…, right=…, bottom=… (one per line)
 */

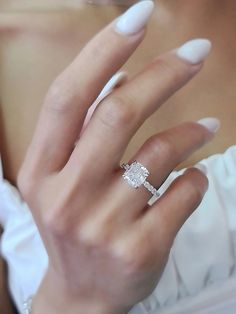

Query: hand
left=17, top=2, right=218, bottom=313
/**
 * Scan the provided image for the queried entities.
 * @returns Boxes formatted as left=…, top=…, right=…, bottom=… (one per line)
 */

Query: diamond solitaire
left=121, top=161, right=160, bottom=203
left=122, top=161, right=150, bottom=188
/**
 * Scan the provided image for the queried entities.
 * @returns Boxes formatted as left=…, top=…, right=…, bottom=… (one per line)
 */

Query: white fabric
left=1, top=146, right=236, bottom=313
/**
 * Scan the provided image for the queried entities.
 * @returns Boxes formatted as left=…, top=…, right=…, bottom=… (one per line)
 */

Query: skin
left=0, top=1, right=236, bottom=184
left=17, top=15, right=211, bottom=314
left=1, top=1, right=236, bottom=313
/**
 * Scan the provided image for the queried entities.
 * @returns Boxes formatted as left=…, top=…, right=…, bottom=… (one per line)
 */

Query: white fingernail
left=95, top=71, right=128, bottom=105
left=194, top=163, right=208, bottom=175
left=115, top=0, right=154, bottom=35
left=101, top=71, right=128, bottom=97
left=176, top=39, right=212, bottom=64
left=197, top=117, right=220, bottom=133
left=82, top=70, right=128, bottom=131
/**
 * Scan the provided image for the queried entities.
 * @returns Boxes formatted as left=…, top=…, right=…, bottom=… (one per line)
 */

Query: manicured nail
left=115, top=0, right=154, bottom=35
left=96, top=71, right=128, bottom=103
left=101, top=71, right=128, bottom=96
left=176, top=39, right=212, bottom=64
left=81, top=71, right=128, bottom=135
left=194, top=163, right=208, bottom=175
left=197, top=117, right=220, bottom=133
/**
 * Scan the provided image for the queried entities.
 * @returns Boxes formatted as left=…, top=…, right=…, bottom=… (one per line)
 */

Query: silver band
left=121, top=161, right=160, bottom=201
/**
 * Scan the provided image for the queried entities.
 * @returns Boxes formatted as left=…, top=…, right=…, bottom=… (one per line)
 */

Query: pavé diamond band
left=121, top=161, right=160, bottom=200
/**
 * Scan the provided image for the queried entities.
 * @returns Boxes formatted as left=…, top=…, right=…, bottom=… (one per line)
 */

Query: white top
left=1, top=146, right=236, bottom=314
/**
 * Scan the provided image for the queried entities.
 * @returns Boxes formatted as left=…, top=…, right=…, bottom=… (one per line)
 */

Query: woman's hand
left=17, top=1, right=218, bottom=313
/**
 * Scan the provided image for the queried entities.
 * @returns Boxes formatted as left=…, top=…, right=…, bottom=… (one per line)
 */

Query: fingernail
left=176, top=39, right=212, bottom=64
left=96, top=71, right=128, bottom=103
left=81, top=71, right=128, bottom=135
left=194, top=163, right=208, bottom=175
left=101, top=71, right=128, bottom=97
left=115, top=0, right=154, bottom=36
left=197, top=117, right=220, bottom=133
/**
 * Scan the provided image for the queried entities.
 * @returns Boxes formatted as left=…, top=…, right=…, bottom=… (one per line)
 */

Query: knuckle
left=126, top=249, right=150, bottom=274
left=127, top=256, right=147, bottom=274
left=41, top=186, right=84, bottom=236
left=184, top=175, right=205, bottom=205
left=146, top=135, right=176, bottom=160
left=152, top=57, right=189, bottom=88
left=79, top=221, right=112, bottom=251
left=99, top=96, right=137, bottom=129
left=112, top=238, right=151, bottom=274
left=44, top=77, right=77, bottom=114
left=41, top=204, right=71, bottom=236
left=17, top=170, right=37, bottom=201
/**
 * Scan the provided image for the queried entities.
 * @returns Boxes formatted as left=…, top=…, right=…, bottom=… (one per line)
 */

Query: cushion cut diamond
left=123, top=161, right=149, bottom=188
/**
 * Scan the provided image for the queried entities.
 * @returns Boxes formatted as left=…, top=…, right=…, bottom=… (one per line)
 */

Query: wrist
left=32, top=271, right=129, bottom=314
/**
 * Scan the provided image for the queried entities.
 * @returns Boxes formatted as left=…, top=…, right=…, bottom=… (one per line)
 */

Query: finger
left=21, top=1, right=154, bottom=176
left=81, top=71, right=128, bottom=135
left=69, top=39, right=212, bottom=179
left=142, top=165, right=209, bottom=249
left=108, top=118, right=219, bottom=218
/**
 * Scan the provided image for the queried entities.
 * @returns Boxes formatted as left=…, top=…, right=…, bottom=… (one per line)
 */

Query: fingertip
left=114, top=0, right=155, bottom=36
left=197, top=117, right=221, bottom=134
left=184, top=164, right=209, bottom=195
left=176, top=38, right=212, bottom=65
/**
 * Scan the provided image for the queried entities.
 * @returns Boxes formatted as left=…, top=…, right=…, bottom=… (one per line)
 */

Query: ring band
left=121, top=161, right=160, bottom=202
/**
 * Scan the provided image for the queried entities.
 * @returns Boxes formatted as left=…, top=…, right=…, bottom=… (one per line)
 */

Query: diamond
left=123, top=161, right=149, bottom=188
